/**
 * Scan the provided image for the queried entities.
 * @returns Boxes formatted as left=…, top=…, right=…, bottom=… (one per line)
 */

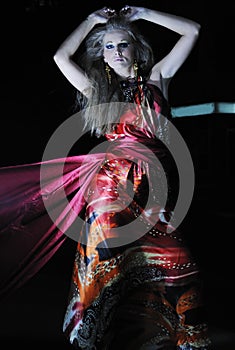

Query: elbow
left=53, top=50, right=64, bottom=65
left=53, top=52, right=58, bottom=65
left=185, top=21, right=201, bottom=42
left=180, top=21, right=201, bottom=40
left=192, top=21, right=201, bottom=37
left=195, top=22, right=201, bottom=35
left=53, top=49, right=71, bottom=69
left=53, top=52, right=67, bottom=73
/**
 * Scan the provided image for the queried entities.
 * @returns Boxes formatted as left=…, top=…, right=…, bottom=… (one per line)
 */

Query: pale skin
left=53, top=5, right=201, bottom=100
left=103, top=31, right=136, bottom=79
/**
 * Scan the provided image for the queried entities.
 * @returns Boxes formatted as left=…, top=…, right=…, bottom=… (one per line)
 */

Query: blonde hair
left=75, top=16, right=154, bottom=136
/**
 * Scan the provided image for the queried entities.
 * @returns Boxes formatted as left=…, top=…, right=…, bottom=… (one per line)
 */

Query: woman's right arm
left=53, top=8, right=112, bottom=96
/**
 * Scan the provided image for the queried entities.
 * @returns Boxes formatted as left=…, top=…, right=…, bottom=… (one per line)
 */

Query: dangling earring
left=133, top=59, right=138, bottom=78
left=105, top=63, right=111, bottom=85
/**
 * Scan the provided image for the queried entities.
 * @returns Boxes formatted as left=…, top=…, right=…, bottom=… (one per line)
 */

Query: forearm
left=53, top=8, right=112, bottom=93
left=139, top=8, right=200, bottom=36
left=54, top=14, right=99, bottom=60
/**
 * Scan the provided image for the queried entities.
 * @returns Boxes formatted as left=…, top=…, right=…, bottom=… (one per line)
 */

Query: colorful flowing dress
left=62, top=80, right=211, bottom=350
left=0, top=79, right=211, bottom=349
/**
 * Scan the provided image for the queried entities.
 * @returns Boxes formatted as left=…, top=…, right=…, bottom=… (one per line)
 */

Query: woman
left=52, top=5, right=211, bottom=350
left=0, top=5, right=211, bottom=350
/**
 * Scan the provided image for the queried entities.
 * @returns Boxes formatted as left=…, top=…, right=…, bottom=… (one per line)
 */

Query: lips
left=114, top=57, right=125, bottom=61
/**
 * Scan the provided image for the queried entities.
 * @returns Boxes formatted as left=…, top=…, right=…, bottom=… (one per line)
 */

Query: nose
left=115, top=47, right=122, bottom=56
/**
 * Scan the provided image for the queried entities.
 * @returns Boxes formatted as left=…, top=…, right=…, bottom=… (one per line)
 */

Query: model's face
left=103, top=30, right=135, bottom=77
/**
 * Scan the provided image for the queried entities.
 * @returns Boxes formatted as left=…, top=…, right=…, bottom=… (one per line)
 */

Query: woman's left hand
left=119, top=5, right=144, bottom=21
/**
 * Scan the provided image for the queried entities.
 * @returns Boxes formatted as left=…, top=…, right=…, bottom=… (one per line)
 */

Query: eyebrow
left=105, top=39, right=129, bottom=44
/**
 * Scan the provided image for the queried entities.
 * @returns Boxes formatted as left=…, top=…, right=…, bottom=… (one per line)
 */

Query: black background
left=0, top=1, right=235, bottom=349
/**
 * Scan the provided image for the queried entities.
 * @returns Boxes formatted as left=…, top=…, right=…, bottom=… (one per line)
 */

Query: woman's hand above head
left=119, top=5, right=145, bottom=22
left=88, top=7, right=117, bottom=24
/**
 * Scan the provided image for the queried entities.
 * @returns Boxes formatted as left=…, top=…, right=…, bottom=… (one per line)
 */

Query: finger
left=119, top=5, right=132, bottom=16
left=103, top=7, right=116, bottom=17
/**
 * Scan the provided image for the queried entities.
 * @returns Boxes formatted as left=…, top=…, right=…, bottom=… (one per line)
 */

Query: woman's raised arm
left=123, top=6, right=201, bottom=81
left=53, top=8, right=115, bottom=96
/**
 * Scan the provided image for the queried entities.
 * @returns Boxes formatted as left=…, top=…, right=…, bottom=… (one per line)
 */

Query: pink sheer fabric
left=0, top=82, right=169, bottom=299
left=0, top=134, right=166, bottom=299
left=0, top=155, right=99, bottom=298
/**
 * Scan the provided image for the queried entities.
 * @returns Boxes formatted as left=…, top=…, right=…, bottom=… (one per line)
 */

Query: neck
left=115, top=67, right=135, bottom=80
left=118, top=75, right=136, bottom=82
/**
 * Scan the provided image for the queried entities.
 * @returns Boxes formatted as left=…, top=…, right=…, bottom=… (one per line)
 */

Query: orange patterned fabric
left=62, top=82, right=211, bottom=349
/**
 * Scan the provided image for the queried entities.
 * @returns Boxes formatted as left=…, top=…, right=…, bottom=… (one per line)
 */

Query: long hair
left=75, top=16, right=155, bottom=136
